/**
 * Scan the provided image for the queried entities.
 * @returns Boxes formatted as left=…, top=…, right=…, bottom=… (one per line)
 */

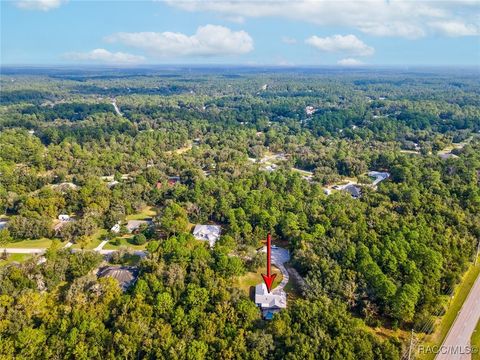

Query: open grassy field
left=472, top=320, right=480, bottom=360
left=418, top=256, right=480, bottom=360
left=233, top=265, right=283, bottom=295
left=2, top=238, right=61, bottom=249
left=126, top=206, right=157, bottom=221
left=0, top=253, right=33, bottom=266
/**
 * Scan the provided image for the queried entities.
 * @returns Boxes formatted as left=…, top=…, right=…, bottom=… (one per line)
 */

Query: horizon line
left=1, top=63, right=479, bottom=69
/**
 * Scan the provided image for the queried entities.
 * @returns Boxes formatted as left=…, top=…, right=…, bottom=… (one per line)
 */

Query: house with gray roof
left=97, top=266, right=139, bottom=291
left=126, top=219, right=153, bottom=233
left=254, top=283, right=287, bottom=320
left=343, top=184, right=362, bottom=199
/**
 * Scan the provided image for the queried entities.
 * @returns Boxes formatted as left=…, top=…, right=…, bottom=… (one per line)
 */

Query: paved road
left=436, top=270, right=480, bottom=360
left=1, top=247, right=147, bottom=258
left=111, top=100, right=123, bottom=116
left=1, top=248, right=46, bottom=254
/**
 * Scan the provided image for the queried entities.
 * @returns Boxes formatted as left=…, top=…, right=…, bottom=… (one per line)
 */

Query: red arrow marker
left=261, top=233, right=277, bottom=293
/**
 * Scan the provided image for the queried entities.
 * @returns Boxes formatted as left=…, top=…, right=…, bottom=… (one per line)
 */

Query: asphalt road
left=1, top=247, right=146, bottom=257
left=436, top=270, right=480, bottom=360
left=1, top=248, right=45, bottom=254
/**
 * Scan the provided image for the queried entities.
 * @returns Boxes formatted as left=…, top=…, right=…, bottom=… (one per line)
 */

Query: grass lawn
left=0, top=253, right=32, bottom=266
left=233, top=266, right=283, bottom=295
left=126, top=206, right=157, bottom=221
left=103, top=236, right=147, bottom=250
left=291, top=168, right=314, bottom=176
left=472, top=320, right=480, bottom=360
left=418, top=256, right=480, bottom=360
left=165, top=144, right=192, bottom=155
left=3, top=238, right=61, bottom=249
left=71, top=229, right=108, bottom=250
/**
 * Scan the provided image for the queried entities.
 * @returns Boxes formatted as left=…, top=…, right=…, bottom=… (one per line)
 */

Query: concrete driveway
left=260, top=246, right=290, bottom=294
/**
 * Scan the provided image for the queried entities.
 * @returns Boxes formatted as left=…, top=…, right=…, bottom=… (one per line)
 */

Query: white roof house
left=0, top=220, right=8, bottom=230
left=255, top=283, right=287, bottom=319
left=193, top=224, right=221, bottom=247
left=254, top=284, right=287, bottom=309
left=58, top=214, right=71, bottom=221
left=111, top=223, right=121, bottom=233
left=52, top=182, right=78, bottom=191
left=305, top=106, right=316, bottom=116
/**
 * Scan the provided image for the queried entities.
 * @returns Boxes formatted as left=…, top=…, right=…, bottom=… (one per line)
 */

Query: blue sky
left=1, top=0, right=479, bottom=66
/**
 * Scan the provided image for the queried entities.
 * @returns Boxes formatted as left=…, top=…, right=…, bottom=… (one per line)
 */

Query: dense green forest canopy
left=0, top=67, right=479, bottom=359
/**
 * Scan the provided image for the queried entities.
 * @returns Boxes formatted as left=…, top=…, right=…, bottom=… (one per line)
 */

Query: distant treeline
left=0, top=90, right=52, bottom=105
left=22, top=103, right=115, bottom=121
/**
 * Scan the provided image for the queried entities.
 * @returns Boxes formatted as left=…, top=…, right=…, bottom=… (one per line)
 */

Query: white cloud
left=166, top=1, right=480, bottom=39
left=15, top=0, right=65, bottom=11
left=64, top=49, right=145, bottom=64
left=337, top=58, right=364, bottom=66
left=281, top=36, right=297, bottom=45
left=105, top=25, right=254, bottom=58
left=429, top=21, right=479, bottom=37
left=306, top=34, right=374, bottom=56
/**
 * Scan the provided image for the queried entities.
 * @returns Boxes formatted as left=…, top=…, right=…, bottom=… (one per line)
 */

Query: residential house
left=126, top=219, right=153, bottom=234
left=305, top=106, right=316, bottom=116
left=58, top=214, right=71, bottom=221
left=168, top=176, right=181, bottom=186
left=343, top=184, right=362, bottom=199
left=97, top=266, right=139, bottom=291
left=111, top=223, right=121, bottom=234
left=254, top=283, right=287, bottom=320
left=52, top=182, right=78, bottom=191
left=0, top=220, right=8, bottom=230
left=54, top=215, right=74, bottom=232
left=193, top=224, right=221, bottom=248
